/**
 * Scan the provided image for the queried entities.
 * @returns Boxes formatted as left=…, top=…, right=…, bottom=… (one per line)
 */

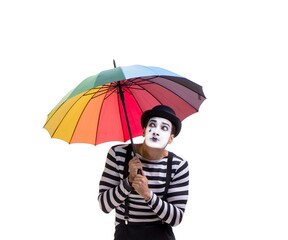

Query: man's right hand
left=128, top=157, right=142, bottom=184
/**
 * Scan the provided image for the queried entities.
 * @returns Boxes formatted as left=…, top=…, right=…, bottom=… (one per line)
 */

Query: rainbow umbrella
left=43, top=61, right=206, bottom=153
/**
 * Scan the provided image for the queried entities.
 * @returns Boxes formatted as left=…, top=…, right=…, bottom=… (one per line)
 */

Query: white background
left=1, top=0, right=288, bottom=239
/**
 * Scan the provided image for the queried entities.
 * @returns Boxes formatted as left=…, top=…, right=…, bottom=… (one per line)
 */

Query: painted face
left=144, top=117, right=173, bottom=149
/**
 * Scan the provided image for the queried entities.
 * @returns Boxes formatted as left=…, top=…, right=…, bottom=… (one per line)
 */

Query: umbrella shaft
left=117, top=82, right=136, bottom=155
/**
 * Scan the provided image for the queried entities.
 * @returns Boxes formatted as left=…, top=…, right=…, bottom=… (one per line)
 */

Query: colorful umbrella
left=43, top=61, right=206, bottom=153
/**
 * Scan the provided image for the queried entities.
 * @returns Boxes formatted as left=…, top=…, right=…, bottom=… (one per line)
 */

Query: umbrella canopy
left=44, top=63, right=206, bottom=147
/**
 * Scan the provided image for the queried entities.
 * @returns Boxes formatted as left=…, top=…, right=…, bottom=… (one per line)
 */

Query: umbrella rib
left=47, top=86, right=116, bottom=131
left=133, top=76, right=205, bottom=98
left=93, top=85, right=118, bottom=145
left=68, top=86, right=117, bottom=144
left=83, top=85, right=110, bottom=97
left=122, top=78, right=155, bottom=92
left=47, top=88, right=100, bottom=143
left=103, top=87, right=118, bottom=100
left=78, top=84, right=118, bottom=101
left=128, top=77, right=202, bottom=113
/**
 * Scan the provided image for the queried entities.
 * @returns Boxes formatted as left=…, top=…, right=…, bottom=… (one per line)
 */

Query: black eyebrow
left=162, top=122, right=171, bottom=128
left=148, top=119, right=171, bottom=127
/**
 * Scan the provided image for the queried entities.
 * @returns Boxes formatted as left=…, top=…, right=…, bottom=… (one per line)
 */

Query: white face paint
left=144, top=117, right=173, bottom=149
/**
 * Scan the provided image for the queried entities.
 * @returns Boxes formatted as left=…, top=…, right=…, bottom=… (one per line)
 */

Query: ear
left=168, top=134, right=174, bottom=144
left=142, top=128, right=146, bottom=137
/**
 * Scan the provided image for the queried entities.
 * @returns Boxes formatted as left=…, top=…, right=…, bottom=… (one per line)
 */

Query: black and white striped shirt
left=98, top=144, right=189, bottom=226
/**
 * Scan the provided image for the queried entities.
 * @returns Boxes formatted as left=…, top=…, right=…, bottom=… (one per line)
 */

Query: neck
left=136, top=143, right=168, bottom=160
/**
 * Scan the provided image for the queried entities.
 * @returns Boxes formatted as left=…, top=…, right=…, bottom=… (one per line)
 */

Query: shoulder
left=170, top=151, right=183, bottom=161
left=169, top=151, right=185, bottom=163
left=169, top=151, right=189, bottom=170
left=109, top=144, right=132, bottom=159
left=110, top=144, right=128, bottom=152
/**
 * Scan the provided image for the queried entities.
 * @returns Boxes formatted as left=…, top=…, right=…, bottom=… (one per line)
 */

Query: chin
left=146, top=143, right=166, bottom=149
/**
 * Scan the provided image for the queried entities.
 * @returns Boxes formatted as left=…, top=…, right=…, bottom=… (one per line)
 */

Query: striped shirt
left=98, top=144, right=189, bottom=226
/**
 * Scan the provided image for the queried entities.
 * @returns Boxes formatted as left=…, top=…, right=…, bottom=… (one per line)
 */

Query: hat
left=141, top=105, right=182, bottom=137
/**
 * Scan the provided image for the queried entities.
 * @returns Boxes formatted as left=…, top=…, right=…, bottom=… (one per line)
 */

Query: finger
left=130, top=156, right=139, bottom=162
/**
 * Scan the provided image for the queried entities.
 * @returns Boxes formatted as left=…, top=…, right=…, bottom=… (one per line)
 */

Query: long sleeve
left=146, top=159, right=189, bottom=226
left=98, top=146, right=133, bottom=213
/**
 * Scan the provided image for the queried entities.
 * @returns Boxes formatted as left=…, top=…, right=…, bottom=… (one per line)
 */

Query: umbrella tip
left=113, top=59, right=116, bottom=68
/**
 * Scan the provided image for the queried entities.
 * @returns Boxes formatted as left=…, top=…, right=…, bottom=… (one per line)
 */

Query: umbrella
left=43, top=61, right=206, bottom=154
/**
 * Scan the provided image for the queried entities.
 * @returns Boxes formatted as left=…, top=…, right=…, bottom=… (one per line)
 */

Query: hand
left=128, top=156, right=142, bottom=184
left=132, top=169, right=151, bottom=201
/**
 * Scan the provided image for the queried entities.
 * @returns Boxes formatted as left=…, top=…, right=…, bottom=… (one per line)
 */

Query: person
left=98, top=105, right=189, bottom=240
